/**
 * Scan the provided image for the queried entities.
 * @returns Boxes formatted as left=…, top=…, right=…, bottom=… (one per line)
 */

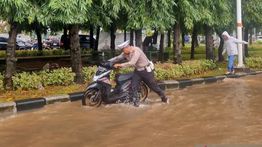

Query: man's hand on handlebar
left=113, top=63, right=122, bottom=68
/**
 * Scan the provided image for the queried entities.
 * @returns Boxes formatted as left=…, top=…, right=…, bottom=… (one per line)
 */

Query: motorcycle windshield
left=96, top=66, right=110, bottom=76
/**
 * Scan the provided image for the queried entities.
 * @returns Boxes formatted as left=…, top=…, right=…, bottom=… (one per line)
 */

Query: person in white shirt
left=222, top=31, right=248, bottom=74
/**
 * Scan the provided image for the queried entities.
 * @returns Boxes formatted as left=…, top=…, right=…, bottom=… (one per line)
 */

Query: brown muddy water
left=0, top=75, right=262, bottom=147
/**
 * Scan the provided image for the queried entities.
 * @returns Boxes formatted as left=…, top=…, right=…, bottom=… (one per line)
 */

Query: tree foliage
left=126, top=0, right=175, bottom=30
left=243, top=0, right=262, bottom=27
left=0, top=0, right=33, bottom=23
left=42, top=0, right=92, bottom=25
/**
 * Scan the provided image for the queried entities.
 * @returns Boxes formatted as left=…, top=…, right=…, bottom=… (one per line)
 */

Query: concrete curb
left=44, top=94, right=70, bottom=104
left=0, top=102, right=17, bottom=114
left=1, top=70, right=262, bottom=114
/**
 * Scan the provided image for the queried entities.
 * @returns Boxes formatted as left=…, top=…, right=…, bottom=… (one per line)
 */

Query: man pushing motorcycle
left=110, top=40, right=169, bottom=107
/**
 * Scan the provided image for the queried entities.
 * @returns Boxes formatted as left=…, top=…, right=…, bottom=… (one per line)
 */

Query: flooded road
left=0, top=75, right=262, bottom=147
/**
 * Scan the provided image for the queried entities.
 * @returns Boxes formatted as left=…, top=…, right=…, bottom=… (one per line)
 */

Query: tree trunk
left=182, top=32, right=185, bottom=47
left=130, top=29, right=134, bottom=46
left=244, top=27, right=249, bottom=57
left=195, top=37, right=199, bottom=48
left=89, top=24, right=94, bottom=49
left=190, top=25, right=197, bottom=59
left=124, top=29, right=127, bottom=41
left=159, top=33, right=165, bottom=61
left=135, top=29, right=142, bottom=49
left=35, top=21, right=42, bottom=51
left=152, top=30, right=158, bottom=44
left=195, top=27, right=199, bottom=48
left=204, top=24, right=214, bottom=60
left=95, top=26, right=100, bottom=51
left=63, top=27, right=67, bottom=36
left=69, top=25, right=84, bottom=84
left=110, top=23, right=116, bottom=54
left=142, top=36, right=152, bottom=52
left=249, top=28, right=253, bottom=45
left=4, top=22, right=18, bottom=90
left=63, top=26, right=69, bottom=49
left=218, top=34, right=224, bottom=62
left=173, top=23, right=182, bottom=64
left=167, top=29, right=171, bottom=47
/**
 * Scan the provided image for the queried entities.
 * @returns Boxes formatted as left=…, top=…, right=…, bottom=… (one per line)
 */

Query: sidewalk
left=1, top=71, right=262, bottom=115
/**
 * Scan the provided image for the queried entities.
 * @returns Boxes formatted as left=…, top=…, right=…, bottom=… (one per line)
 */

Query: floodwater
left=0, top=75, right=262, bottom=147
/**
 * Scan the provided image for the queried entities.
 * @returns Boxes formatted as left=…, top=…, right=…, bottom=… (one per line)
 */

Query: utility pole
left=236, top=0, right=244, bottom=67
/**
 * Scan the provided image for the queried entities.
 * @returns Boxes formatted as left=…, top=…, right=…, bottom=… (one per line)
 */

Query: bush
left=0, top=51, right=5, bottom=58
left=12, top=68, right=75, bottom=90
left=0, top=49, right=70, bottom=58
left=81, top=60, right=217, bottom=82
left=13, top=72, right=42, bottom=90
left=246, top=57, right=262, bottom=69
left=1, top=60, right=218, bottom=90
left=82, top=66, right=97, bottom=82
left=0, top=73, right=4, bottom=91
left=256, top=40, right=262, bottom=44
left=154, top=60, right=217, bottom=80
left=40, top=68, right=75, bottom=86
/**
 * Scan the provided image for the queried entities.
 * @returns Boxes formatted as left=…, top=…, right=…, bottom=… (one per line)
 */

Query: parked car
left=45, top=36, right=60, bottom=49
left=0, top=37, right=32, bottom=50
left=0, top=37, right=8, bottom=50
left=17, top=39, right=33, bottom=50
left=60, top=34, right=96, bottom=49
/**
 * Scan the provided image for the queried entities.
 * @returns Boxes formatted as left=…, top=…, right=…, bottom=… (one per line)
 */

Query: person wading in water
left=110, top=40, right=169, bottom=107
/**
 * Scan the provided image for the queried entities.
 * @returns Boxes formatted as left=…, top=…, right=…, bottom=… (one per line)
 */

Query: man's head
left=222, top=31, right=230, bottom=41
left=117, top=40, right=131, bottom=55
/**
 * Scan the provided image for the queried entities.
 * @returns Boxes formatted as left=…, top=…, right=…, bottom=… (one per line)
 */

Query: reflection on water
left=0, top=75, right=262, bottom=147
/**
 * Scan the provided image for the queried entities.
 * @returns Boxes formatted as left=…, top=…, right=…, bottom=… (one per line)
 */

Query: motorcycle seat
left=116, top=73, right=133, bottom=83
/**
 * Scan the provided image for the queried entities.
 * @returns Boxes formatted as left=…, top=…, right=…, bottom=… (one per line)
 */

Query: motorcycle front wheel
left=82, top=89, right=102, bottom=107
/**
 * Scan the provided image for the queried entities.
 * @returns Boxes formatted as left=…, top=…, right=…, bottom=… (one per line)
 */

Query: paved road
left=0, top=75, right=262, bottom=147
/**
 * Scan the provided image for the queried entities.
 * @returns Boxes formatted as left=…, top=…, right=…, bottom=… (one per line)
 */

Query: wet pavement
left=0, top=75, right=262, bottom=147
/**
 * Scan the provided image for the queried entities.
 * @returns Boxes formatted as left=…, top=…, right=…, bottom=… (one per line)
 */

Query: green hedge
left=13, top=72, right=42, bottom=90
left=11, top=68, right=75, bottom=90
left=246, top=57, right=262, bottom=69
left=39, top=68, right=75, bottom=86
left=154, top=60, right=217, bottom=80
left=0, top=49, right=93, bottom=58
left=0, top=60, right=217, bottom=90
left=83, top=66, right=97, bottom=82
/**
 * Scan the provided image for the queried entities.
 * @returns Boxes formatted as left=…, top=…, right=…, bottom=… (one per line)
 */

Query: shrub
left=9, top=68, right=75, bottom=90
left=13, top=72, right=42, bottom=90
left=82, top=66, right=97, bottom=82
left=16, top=50, right=38, bottom=57
left=40, top=68, right=75, bottom=86
left=256, top=40, right=262, bottom=44
left=0, top=49, right=70, bottom=58
left=1, top=60, right=218, bottom=90
left=154, top=60, right=217, bottom=80
left=0, top=73, right=4, bottom=91
left=0, top=51, right=5, bottom=58
left=200, top=60, right=217, bottom=70
left=246, top=57, right=262, bottom=69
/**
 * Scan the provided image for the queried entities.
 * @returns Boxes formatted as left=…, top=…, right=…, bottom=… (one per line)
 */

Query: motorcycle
left=82, top=61, right=149, bottom=107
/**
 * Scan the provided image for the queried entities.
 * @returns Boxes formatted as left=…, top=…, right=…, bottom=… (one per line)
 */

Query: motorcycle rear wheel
left=138, top=82, right=149, bottom=102
left=82, top=89, right=102, bottom=107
